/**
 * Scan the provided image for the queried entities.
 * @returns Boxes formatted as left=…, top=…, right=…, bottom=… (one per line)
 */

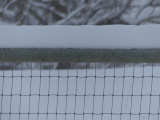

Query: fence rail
left=0, top=48, right=160, bottom=62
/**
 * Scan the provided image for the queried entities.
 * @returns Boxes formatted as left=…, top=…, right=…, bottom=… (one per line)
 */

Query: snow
left=0, top=25, right=160, bottom=49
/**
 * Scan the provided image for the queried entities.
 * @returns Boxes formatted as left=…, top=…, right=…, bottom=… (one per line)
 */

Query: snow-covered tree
left=0, top=0, right=160, bottom=25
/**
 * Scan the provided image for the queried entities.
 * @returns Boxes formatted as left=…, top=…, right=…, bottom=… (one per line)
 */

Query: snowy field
left=1, top=63, right=160, bottom=120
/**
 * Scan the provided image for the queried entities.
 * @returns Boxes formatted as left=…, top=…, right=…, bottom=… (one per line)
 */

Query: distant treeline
left=0, top=62, right=156, bottom=70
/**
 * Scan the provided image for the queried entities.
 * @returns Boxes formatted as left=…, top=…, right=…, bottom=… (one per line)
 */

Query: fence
left=1, top=48, right=160, bottom=120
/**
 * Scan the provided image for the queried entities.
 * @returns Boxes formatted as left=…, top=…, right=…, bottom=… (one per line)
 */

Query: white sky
left=0, top=25, right=160, bottom=49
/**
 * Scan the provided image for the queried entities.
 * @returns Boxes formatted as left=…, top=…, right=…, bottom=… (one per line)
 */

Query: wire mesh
left=0, top=62, right=160, bottom=120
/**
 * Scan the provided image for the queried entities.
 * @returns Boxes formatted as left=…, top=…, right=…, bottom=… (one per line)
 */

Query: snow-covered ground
left=0, top=63, right=160, bottom=120
left=0, top=25, right=160, bottom=49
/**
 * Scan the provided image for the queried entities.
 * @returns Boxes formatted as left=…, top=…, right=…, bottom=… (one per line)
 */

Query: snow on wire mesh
left=0, top=62, right=160, bottom=120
